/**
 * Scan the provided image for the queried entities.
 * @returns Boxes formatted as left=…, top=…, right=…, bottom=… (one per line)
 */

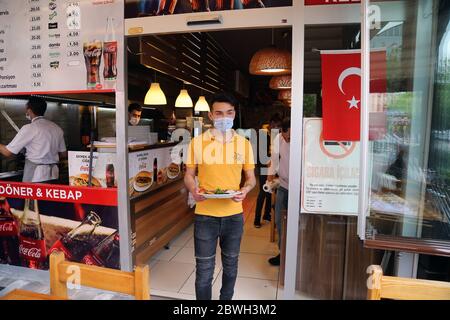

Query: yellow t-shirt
left=186, top=130, right=255, bottom=217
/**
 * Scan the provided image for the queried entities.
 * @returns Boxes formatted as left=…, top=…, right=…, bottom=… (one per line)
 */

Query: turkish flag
left=321, top=50, right=386, bottom=141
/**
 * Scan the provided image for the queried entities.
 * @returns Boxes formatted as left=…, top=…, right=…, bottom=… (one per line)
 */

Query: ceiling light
left=194, top=96, right=210, bottom=112
left=144, top=82, right=167, bottom=105
left=175, top=89, right=193, bottom=108
left=269, top=75, right=292, bottom=90
left=249, top=46, right=291, bottom=75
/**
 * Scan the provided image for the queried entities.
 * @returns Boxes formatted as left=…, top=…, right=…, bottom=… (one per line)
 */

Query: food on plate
left=69, top=174, right=102, bottom=187
left=134, top=171, right=153, bottom=188
left=198, top=188, right=237, bottom=195
left=167, top=163, right=180, bottom=179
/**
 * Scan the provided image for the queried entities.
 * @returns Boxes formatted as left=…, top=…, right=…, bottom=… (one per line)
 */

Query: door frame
left=121, top=1, right=362, bottom=300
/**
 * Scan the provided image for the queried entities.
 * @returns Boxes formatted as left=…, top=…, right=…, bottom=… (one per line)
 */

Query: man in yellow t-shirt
left=184, top=92, right=256, bottom=300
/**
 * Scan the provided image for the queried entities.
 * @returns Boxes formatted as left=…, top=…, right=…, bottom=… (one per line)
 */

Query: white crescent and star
left=347, top=96, right=360, bottom=109
left=338, top=67, right=361, bottom=110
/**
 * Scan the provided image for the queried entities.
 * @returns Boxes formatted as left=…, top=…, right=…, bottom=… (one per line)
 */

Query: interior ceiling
left=127, top=24, right=360, bottom=103
left=209, top=25, right=360, bottom=84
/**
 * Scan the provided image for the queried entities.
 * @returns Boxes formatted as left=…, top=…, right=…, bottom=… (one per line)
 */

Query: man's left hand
left=232, top=187, right=249, bottom=202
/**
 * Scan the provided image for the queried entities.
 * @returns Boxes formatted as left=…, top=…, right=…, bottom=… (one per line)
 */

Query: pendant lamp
left=144, top=70, right=167, bottom=105
left=144, top=83, right=167, bottom=105
left=249, top=30, right=291, bottom=76
left=194, top=95, right=210, bottom=112
left=175, top=88, right=193, bottom=108
left=278, top=89, right=291, bottom=101
left=269, top=75, right=292, bottom=90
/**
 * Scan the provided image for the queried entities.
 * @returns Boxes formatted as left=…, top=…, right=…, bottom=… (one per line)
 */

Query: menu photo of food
left=69, top=174, right=102, bottom=188
left=167, top=162, right=181, bottom=180
left=68, top=152, right=117, bottom=188
left=133, top=170, right=153, bottom=192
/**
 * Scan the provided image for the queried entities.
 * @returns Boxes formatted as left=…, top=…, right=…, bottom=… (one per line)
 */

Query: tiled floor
left=146, top=188, right=286, bottom=300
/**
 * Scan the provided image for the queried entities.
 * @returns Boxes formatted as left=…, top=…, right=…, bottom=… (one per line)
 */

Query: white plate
left=133, top=177, right=153, bottom=192
left=167, top=164, right=180, bottom=179
left=200, top=192, right=241, bottom=199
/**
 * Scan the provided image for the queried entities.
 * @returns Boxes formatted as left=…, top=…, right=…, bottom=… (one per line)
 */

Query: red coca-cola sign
left=18, top=236, right=47, bottom=262
left=0, top=219, right=18, bottom=237
left=48, top=240, right=73, bottom=261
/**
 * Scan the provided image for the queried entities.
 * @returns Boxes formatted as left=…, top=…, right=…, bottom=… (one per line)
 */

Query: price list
left=29, top=0, right=43, bottom=89
left=0, top=3, right=13, bottom=90
left=0, top=0, right=123, bottom=94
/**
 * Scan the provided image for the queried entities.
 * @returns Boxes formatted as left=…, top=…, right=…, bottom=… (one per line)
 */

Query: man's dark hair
left=269, top=113, right=282, bottom=125
left=281, top=117, right=291, bottom=132
left=128, top=103, right=143, bottom=113
left=27, top=96, right=47, bottom=116
left=209, top=92, right=239, bottom=110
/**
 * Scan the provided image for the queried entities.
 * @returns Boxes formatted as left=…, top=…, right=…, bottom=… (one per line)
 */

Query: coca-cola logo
left=0, top=220, right=18, bottom=236
left=19, top=245, right=42, bottom=259
left=104, top=42, right=117, bottom=53
left=84, top=48, right=102, bottom=57
left=19, top=236, right=47, bottom=262
left=0, top=222, right=14, bottom=232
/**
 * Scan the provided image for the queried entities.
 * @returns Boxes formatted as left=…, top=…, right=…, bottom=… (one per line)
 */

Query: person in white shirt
left=267, top=117, right=290, bottom=266
left=0, top=97, right=67, bottom=182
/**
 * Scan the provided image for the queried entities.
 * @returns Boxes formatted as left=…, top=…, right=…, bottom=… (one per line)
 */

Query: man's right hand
left=267, top=175, right=275, bottom=182
left=192, top=188, right=206, bottom=202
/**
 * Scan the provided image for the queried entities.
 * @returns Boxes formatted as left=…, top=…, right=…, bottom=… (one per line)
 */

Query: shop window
left=365, top=0, right=450, bottom=256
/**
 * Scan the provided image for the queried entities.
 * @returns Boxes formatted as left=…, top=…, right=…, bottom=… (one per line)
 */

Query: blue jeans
left=275, top=186, right=288, bottom=249
left=194, top=213, right=244, bottom=300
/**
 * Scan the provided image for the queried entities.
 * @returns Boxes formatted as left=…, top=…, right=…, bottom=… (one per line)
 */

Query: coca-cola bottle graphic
left=19, top=199, right=47, bottom=269
left=153, top=158, right=158, bottom=183
left=0, top=197, right=20, bottom=266
left=82, top=231, right=120, bottom=269
left=49, top=211, right=102, bottom=262
left=103, top=17, right=117, bottom=81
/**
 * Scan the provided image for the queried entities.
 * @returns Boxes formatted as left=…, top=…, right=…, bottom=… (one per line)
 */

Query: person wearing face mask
left=267, top=117, right=290, bottom=266
left=128, top=103, right=143, bottom=126
left=0, top=97, right=67, bottom=183
left=184, top=91, right=256, bottom=300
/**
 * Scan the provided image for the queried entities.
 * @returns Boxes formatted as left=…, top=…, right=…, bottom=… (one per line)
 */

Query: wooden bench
left=367, top=265, right=450, bottom=300
left=50, top=251, right=150, bottom=300
left=1, top=289, right=66, bottom=300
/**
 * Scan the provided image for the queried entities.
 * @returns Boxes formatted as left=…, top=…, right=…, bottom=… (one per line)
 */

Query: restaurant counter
left=67, top=141, right=194, bottom=265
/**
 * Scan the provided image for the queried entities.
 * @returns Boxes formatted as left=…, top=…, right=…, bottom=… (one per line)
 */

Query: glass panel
left=366, top=0, right=450, bottom=245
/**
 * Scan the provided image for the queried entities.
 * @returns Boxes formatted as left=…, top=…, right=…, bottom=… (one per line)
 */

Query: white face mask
left=25, top=113, right=31, bottom=121
left=129, top=117, right=139, bottom=126
left=213, top=117, right=233, bottom=132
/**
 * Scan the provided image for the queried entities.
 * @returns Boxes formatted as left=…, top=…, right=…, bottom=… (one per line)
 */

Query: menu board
left=0, top=0, right=124, bottom=94
left=301, top=118, right=359, bottom=216
left=128, top=146, right=182, bottom=198
left=68, top=146, right=183, bottom=197
left=68, top=151, right=117, bottom=188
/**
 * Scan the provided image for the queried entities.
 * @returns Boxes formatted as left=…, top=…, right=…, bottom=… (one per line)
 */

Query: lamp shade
left=269, top=75, right=292, bottom=90
left=249, top=46, right=291, bottom=75
left=194, top=96, right=210, bottom=112
left=175, top=89, right=193, bottom=108
left=144, top=83, right=167, bottom=105
left=278, top=89, right=291, bottom=101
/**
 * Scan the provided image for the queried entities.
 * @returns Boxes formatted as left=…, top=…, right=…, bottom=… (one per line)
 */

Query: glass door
left=361, top=0, right=450, bottom=277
